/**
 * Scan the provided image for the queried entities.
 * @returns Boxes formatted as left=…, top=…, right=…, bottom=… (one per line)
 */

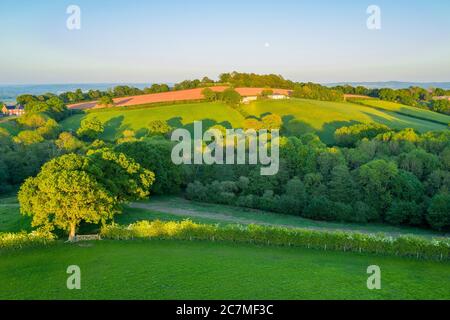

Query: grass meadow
left=60, top=98, right=449, bottom=144
left=1, top=240, right=449, bottom=300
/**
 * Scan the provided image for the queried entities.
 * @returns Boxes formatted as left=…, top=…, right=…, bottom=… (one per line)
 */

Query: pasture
left=1, top=240, right=449, bottom=300
left=61, top=101, right=244, bottom=141
left=247, top=99, right=449, bottom=143
left=351, top=99, right=450, bottom=125
left=61, top=98, right=448, bottom=144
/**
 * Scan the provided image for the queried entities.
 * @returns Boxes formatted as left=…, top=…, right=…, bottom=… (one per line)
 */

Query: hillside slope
left=350, top=99, right=450, bottom=125
left=61, top=98, right=449, bottom=143
left=246, top=98, right=449, bottom=143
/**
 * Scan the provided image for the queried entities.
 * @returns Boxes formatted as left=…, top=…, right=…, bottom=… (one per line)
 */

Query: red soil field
left=68, top=87, right=291, bottom=110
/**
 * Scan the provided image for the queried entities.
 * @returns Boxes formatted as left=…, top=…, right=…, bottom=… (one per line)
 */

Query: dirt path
left=130, top=201, right=368, bottom=235
left=130, top=202, right=285, bottom=227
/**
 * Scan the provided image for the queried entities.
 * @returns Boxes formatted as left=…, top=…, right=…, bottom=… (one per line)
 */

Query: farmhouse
left=268, top=94, right=289, bottom=100
left=242, top=93, right=290, bottom=104
left=242, top=96, right=258, bottom=104
left=2, top=104, right=25, bottom=116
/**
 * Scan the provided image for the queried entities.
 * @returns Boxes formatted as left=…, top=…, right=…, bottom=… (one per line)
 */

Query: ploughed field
left=1, top=240, right=449, bottom=300
left=61, top=98, right=449, bottom=144
left=67, top=87, right=291, bottom=109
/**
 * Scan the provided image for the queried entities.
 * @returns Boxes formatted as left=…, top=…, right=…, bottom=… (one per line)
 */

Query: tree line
left=14, top=72, right=350, bottom=107
left=15, top=74, right=450, bottom=111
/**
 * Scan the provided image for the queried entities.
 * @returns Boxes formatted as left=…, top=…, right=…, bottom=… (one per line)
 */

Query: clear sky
left=1, top=0, right=449, bottom=84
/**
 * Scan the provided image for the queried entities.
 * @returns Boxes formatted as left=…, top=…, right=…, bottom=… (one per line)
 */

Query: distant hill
left=324, top=81, right=450, bottom=90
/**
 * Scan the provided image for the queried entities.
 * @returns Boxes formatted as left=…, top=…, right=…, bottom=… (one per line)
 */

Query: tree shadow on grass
left=319, top=120, right=361, bottom=145
left=281, top=115, right=363, bottom=145
left=102, top=116, right=127, bottom=141
left=166, top=117, right=232, bottom=135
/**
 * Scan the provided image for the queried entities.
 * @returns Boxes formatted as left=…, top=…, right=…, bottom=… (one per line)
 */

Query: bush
left=303, top=196, right=335, bottom=221
left=386, top=201, right=423, bottom=226
left=0, top=229, right=55, bottom=250
left=186, top=181, right=208, bottom=201
left=100, top=220, right=450, bottom=261
left=426, top=194, right=450, bottom=230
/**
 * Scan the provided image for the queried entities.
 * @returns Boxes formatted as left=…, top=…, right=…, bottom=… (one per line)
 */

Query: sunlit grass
left=1, top=240, right=449, bottom=299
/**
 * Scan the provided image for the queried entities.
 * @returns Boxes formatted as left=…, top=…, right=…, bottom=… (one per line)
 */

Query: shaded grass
left=0, top=240, right=449, bottom=299
left=0, top=196, right=32, bottom=233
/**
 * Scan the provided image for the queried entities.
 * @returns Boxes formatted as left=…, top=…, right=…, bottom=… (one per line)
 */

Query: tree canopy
left=18, top=151, right=155, bottom=240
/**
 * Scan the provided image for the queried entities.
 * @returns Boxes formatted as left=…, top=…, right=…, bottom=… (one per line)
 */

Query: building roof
left=3, top=105, right=24, bottom=110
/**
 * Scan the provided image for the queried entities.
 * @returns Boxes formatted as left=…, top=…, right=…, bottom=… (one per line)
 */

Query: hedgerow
left=101, top=220, right=450, bottom=261
left=0, top=229, right=56, bottom=250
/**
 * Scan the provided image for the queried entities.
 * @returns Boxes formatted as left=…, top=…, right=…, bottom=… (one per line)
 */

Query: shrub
left=426, top=194, right=450, bottom=230
left=0, top=228, right=55, bottom=250
left=186, top=181, right=208, bottom=201
left=303, top=196, right=335, bottom=221
left=386, top=201, right=423, bottom=226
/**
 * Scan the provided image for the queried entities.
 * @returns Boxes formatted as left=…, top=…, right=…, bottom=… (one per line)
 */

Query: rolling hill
left=350, top=99, right=450, bottom=125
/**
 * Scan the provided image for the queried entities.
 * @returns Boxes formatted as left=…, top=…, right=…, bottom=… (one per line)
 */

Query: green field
left=246, top=99, right=449, bottom=143
left=352, top=99, right=450, bottom=125
left=1, top=240, right=449, bottom=300
left=1, top=196, right=449, bottom=300
left=61, top=102, right=244, bottom=140
left=61, top=98, right=448, bottom=144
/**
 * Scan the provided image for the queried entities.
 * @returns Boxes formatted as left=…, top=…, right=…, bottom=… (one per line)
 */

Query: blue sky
left=1, top=0, right=449, bottom=84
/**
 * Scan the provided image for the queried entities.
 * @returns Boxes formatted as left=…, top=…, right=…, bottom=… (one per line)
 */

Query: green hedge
left=0, top=229, right=56, bottom=250
left=101, top=220, right=450, bottom=261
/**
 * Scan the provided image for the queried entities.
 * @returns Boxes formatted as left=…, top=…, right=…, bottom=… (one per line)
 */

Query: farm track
left=129, top=200, right=435, bottom=238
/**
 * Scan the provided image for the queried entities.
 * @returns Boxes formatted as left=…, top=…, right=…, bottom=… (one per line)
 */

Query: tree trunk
left=68, top=224, right=76, bottom=242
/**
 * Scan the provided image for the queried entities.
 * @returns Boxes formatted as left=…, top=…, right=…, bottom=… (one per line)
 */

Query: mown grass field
left=1, top=240, right=449, bottom=300
left=60, top=98, right=449, bottom=144
left=1, top=196, right=449, bottom=300
left=61, top=101, right=244, bottom=141
left=352, top=99, right=450, bottom=125
left=247, top=99, right=449, bottom=143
